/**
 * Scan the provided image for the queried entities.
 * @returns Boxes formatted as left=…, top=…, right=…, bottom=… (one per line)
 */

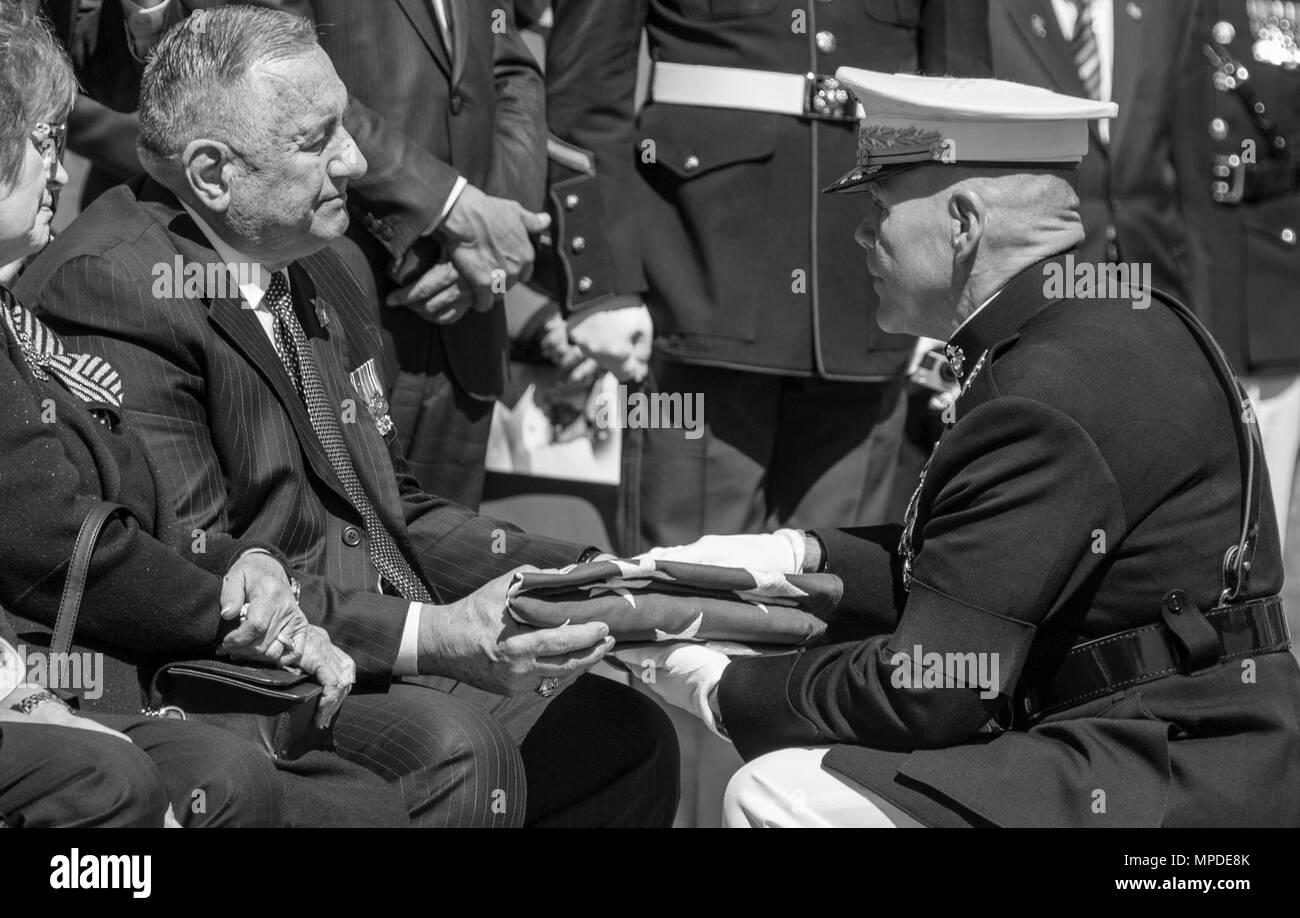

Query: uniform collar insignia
left=947, top=252, right=1075, bottom=370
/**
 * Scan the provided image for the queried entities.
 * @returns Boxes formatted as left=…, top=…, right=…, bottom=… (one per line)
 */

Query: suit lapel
left=1109, top=0, right=1142, bottom=159
left=1003, top=0, right=1107, bottom=154
left=157, top=207, right=353, bottom=509
left=1005, top=0, right=1088, bottom=97
left=395, top=0, right=452, bottom=78
left=448, top=0, right=469, bottom=91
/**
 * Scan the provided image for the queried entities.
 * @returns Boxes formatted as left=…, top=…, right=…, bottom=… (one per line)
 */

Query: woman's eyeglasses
left=31, top=122, right=67, bottom=172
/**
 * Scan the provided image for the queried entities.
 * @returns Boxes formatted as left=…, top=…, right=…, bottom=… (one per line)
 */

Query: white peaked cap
left=825, top=68, right=1119, bottom=194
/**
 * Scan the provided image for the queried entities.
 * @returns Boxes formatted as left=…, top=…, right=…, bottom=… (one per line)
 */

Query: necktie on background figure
left=264, top=271, right=432, bottom=603
left=1071, top=0, right=1102, bottom=102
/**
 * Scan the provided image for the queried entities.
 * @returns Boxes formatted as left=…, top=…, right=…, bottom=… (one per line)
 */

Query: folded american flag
left=506, top=558, right=839, bottom=646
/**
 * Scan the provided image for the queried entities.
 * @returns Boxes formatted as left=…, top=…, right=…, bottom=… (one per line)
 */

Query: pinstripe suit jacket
left=17, top=178, right=584, bottom=685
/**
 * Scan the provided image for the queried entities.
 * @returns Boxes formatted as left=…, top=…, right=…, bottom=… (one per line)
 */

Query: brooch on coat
left=349, top=358, right=395, bottom=442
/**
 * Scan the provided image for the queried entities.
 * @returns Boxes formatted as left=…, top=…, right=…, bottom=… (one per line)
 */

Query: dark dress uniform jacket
left=17, top=179, right=583, bottom=687
left=546, top=0, right=990, bottom=380
left=718, top=255, right=1300, bottom=826
left=1197, top=0, right=1300, bottom=375
left=988, top=0, right=1207, bottom=309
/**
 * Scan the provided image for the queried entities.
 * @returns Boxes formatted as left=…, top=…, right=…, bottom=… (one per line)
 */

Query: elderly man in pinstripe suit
left=20, top=5, right=678, bottom=828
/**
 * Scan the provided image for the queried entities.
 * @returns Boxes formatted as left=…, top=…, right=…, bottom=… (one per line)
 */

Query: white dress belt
left=649, top=62, right=865, bottom=119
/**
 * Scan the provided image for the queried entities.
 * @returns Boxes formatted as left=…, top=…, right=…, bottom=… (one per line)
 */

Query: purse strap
left=50, top=502, right=133, bottom=656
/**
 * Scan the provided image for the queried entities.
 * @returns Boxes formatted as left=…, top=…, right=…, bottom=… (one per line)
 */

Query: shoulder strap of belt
left=1149, top=288, right=1263, bottom=604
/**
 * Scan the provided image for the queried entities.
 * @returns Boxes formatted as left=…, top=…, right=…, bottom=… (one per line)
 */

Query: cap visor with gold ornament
left=824, top=68, right=1119, bottom=194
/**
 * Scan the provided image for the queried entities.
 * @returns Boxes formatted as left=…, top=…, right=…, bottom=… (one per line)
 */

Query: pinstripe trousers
left=332, top=674, right=681, bottom=828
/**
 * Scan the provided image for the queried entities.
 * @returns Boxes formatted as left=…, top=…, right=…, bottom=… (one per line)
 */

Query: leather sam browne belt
left=649, top=62, right=865, bottom=122
left=1014, top=288, right=1293, bottom=726
left=1017, top=594, right=1291, bottom=721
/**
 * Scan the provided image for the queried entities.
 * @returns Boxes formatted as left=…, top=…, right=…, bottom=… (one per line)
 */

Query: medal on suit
left=349, top=358, right=396, bottom=442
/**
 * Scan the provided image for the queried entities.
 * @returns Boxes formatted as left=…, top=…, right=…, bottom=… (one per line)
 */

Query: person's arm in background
left=544, top=0, right=654, bottom=382
left=384, top=2, right=552, bottom=324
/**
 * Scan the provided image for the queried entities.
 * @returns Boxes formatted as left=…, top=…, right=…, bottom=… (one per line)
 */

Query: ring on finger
left=536, top=676, right=562, bottom=698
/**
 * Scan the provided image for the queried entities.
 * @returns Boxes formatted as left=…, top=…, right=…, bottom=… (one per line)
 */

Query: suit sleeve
left=485, top=3, right=548, bottom=211
left=29, top=252, right=413, bottom=684
left=719, top=397, right=1128, bottom=759
left=545, top=0, right=651, bottom=314
left=1170, top=0, right=1215, bottom=319
left=393, top=451, right=587, bottom=602
left=0, top=345, right=228, bottom=656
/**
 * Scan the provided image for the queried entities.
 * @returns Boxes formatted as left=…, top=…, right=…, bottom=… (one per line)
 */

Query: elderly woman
left=0, top=0, right=405, bottom=827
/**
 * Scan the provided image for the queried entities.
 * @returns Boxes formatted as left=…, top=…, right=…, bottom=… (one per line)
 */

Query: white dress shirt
left=1050, top=0, right=1114, bottom=144
left=179, top=202, right=425, bottom=675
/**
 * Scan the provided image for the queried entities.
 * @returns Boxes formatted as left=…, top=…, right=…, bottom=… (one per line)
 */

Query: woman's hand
left=0, top=684, right=132, bottom=743
left=296, top=626, right=355, bottom=728
left=219, top=550, right=306, bottom=664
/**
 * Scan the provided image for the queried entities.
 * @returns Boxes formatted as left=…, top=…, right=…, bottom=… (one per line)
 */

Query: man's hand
left=417, top=567, right=615, bottom=695
left=440, top=184, right=550, bottom=294
left=611, top=643, right=731, bottom=739
left=296, top=626, right=356, bottom=728
left=386, top=259, right=492, bottom=325
left=567, top=298, right=653, bottom=383
left=219, top=551, right=307, bottom=664
left=639, top=529, right=810, bottom=574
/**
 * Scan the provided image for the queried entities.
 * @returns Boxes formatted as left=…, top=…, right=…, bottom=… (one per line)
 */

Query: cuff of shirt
left=394, top=602, right=424, bottom=676
left=121, top=0, right=174, bottom=62
left=423, top=176, right=470, bottom=237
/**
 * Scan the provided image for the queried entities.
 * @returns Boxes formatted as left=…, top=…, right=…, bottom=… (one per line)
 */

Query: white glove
left=567, top=300, right=653, bottom=383
left=638, top=529, right=807, bottom=575
left=613, top=642, right=732, bottom=740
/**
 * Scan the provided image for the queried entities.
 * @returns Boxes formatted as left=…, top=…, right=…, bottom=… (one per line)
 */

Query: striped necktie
left=1071, top=0, right=1102, bottom=101
left=263, top=271, right=432, bottom=603
left=1, top=286, right=123, bottom=410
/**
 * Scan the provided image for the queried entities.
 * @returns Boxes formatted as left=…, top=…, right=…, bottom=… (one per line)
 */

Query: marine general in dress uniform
left=618, top=69, right=1300, bottom=827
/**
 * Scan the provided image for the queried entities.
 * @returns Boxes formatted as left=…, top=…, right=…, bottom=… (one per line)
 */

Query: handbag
left=51, top=502, right=332, bottom=761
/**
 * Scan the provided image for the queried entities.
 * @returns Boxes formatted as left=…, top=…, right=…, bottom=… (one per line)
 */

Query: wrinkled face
left=224, top=47, right=366, bottom=263
left=853, top=170, right=954, bottom=337
left=0, top=125, right=68, bottom=266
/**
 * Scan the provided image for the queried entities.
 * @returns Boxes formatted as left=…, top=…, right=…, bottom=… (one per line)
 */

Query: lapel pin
left=1126, top=2, right=1142, bottom=20
left=314, top=300, right=330, bottom=329
left=1031, top=13, right=1047, bottom=38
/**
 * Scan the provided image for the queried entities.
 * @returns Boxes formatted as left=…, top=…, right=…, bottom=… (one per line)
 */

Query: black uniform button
left=1213, top=21, right=1235, bottom=44
left=342, top=526, right=362, bottom=547
left=450, top=94, right=464, bottom=115
left=577, top=276, right=593, bottom=293
left=571, top=236, right=586, bottom=253
left=816, top=30, right=837, bottom=54
left=564, top=194, right=580, bottom=210
left=1210, top=118, right=1228, bottom=140
left=1282, top=228, right=1296, bottom=245
left=683, top=154, right=700, bottom=171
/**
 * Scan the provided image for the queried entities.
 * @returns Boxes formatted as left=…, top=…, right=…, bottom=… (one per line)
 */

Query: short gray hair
left=137, top=5, right=319, bottom=167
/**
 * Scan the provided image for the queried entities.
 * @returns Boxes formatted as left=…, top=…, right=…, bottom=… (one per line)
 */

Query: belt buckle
left=805, top=73, right=859, bottom=122
left=1212, top=153, right=1247, bottom=204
